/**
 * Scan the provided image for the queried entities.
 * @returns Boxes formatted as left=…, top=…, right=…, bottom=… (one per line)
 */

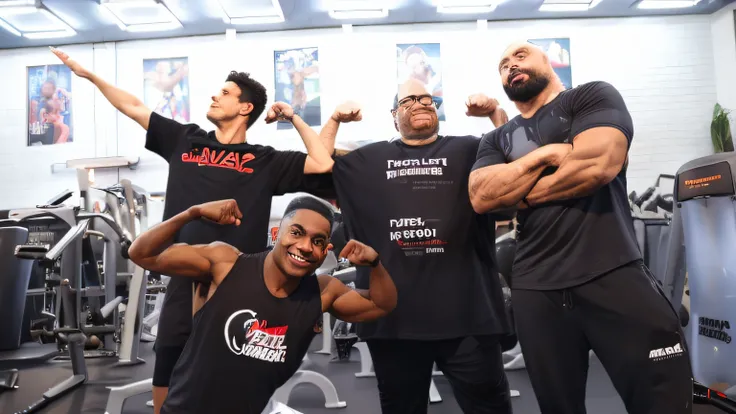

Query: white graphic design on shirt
left=386, top=158, right=447, bottom=180
left=389, top=217, right=447, bottom=256
left=224, top=309, right=288, bottom=363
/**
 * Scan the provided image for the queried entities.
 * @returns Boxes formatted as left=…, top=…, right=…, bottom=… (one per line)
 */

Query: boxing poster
left=143, top=57, right=190, bottom=123
left=396, top=43, right=445, bottom=121
left=274, top=47, right=321, bottom=130
left=27, top=64, right=73, bottom=146
left=528, top=38, right=572, bottom=90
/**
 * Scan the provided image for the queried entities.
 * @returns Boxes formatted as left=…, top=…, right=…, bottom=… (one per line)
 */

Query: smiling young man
left=128, top=197, right=397, bottom=414
left=468, top=41, right=693, bottom=414
left=51, top=48, right=336, bottom=412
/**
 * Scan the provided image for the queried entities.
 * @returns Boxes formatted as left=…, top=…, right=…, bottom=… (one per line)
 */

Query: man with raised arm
left=468, top=41, right=693, bottom=414
left=51, top=47, right=335, bottom=413
left=128, top=197, right=397, bottom=414
left=314, top=80, right=514, bottom=414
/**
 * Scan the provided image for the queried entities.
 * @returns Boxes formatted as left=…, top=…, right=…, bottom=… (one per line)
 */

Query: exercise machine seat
left=673, top=153, right=736, bottom=396
left=0, top=226, right=31, bottom=351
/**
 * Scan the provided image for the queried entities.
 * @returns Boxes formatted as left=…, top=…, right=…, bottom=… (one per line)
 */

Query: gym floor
left=0, top=338, right=723, bottom=414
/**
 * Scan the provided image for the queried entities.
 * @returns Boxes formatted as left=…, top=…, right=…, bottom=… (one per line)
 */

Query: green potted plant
left=711, top=103, right=734, bottom=153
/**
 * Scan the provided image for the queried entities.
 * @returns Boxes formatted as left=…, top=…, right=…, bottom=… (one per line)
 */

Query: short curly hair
left=225, top=71, right=267, bottom=129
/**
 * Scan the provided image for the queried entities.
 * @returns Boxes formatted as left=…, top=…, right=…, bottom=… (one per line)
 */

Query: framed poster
left=27, top=64, right=73, bottom=146
left=143, top=57, right=190, bottom=123
left=528, top=38, right=572, bottom=89
left=396, top=43, right=444, bottom=121
left=274, top=47, right=321, bottom=130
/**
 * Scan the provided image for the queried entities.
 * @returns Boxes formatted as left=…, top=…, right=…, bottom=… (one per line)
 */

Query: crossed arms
left=468, top=127, right=629, bottom=213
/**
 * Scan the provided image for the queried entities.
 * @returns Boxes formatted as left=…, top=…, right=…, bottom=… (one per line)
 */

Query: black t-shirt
left=161, top=252, right=323, bottom=414
left=145, top=112, right=310, bottom=347
left=333, top=136, right=510, bottom=340
left=471, top=81, right=642, bottom=290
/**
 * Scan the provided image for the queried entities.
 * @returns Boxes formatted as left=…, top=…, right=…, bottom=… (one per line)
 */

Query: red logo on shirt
left=225, top=309, right=289, bottom=363
left=181, top=147, right=255, bottom=173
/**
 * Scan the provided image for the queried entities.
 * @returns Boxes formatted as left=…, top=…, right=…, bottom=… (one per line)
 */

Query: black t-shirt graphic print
left=161, top=252, right=322, bottom=414
left=472, top=81, right=642, bottom=290
left=332, top=136, right=509, bottom=340
left=145, top=112, right=310, bottom=347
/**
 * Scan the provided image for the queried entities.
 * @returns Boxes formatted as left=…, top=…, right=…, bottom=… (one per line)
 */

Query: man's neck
left=400, top=133, right=438, bottom=146
left=514, top=83, right=566, bottom=119
left=214, top=119, right=247, bottom=145
left=263, top=252, right=301, bottom=298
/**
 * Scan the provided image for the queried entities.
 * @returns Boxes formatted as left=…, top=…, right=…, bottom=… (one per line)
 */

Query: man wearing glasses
left=319, top=79, right=513, bottom=414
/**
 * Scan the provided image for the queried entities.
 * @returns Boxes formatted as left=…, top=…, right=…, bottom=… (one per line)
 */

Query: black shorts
left=366, top=335, right=512, bottom=414
left=512, top=260, right=693, bottom=414
left=152, top=344, right=186, bottom=387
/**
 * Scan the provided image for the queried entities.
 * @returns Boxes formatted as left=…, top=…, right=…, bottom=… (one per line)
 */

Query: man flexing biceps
left=468, top=41, right=693, bottom=414
left=51, top=47, right=335, bottom=413
left=128, top=197, right=397, bottom=414
left=314, top=80, right=514, bottom=414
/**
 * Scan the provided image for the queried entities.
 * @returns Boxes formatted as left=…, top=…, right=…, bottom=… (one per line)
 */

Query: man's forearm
left=524, top=156, right=605, bottom=206
left=469, top=148, right=555, bottom=213
left=489, top=108, right=509, bottom=128
left=319, top=118, right=340, bottom=155
left=524, top=130, right=626, bottom=206
left=367, top=263, right=397, bottom=313
left=129, top=207, right=199, bottom=261
left=87, top=73, right=146, bottom=114
left=292, top=115, right=334, bottom=170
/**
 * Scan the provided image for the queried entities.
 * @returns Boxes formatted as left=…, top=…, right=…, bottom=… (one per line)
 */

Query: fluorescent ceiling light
left=217, top=0, right=284, bottom=25
left=539, top=0, right=602, bottom=12
left=0, top=0, right=35, bottom=6
left=0, top=18, right=20, bottom=35
left=0, top=4, right=76, bottom=39
left=329, top=0, right=388, bottom=20
left=98, top=0, right=182, bottom=33
left=636, top=0, right=701, bottom=9
left=436, top=1, right=498, bottom=14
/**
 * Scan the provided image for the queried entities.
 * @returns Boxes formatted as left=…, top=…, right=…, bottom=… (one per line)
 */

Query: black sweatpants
left=366, top=335, right=513, bottom=414
left=513, top=261, right=693, bottom=414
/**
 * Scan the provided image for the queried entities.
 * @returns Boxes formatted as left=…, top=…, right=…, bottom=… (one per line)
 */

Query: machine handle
left=76, top=212, right=133, bottom=248
left=14, top=244, right=51, bottom=260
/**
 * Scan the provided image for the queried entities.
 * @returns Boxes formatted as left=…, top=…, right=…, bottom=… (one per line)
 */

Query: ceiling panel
left=0, top=0, right=732, bottom=49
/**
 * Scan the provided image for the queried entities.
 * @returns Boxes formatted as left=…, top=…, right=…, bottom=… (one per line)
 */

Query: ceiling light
left=0, top=18, right=20, bottom=35
left=217, top=0, right=284, bottom=25
left=0, top=0, right=35, bottom=6
left=539, top=0, right=602, bottom=12
left=436, top=1, right=498, bottom=14
left=329, top=0, right=388, bottom=20
left=98, top=0, right=182, bottom=33
left=636, top=0, right=702, bottom=9
left=0, top=3, right=76, bottom=39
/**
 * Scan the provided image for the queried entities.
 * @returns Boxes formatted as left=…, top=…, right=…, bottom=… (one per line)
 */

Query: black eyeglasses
left=397, top=94, right=442, bottom=109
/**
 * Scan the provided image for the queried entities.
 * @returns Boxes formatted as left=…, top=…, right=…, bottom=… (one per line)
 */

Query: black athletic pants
left=366, top=335, right=513, bottom=414
left=513, top=261, right=693, bottom=414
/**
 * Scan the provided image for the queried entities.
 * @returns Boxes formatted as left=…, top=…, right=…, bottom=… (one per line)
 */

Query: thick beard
left=503, top=70, right=550, bottom=103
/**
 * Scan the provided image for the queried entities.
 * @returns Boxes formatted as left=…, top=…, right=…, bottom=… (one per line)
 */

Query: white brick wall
left=711, top=5, right=736, bottom=112
left=0, top=13, right=725, bottom=213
